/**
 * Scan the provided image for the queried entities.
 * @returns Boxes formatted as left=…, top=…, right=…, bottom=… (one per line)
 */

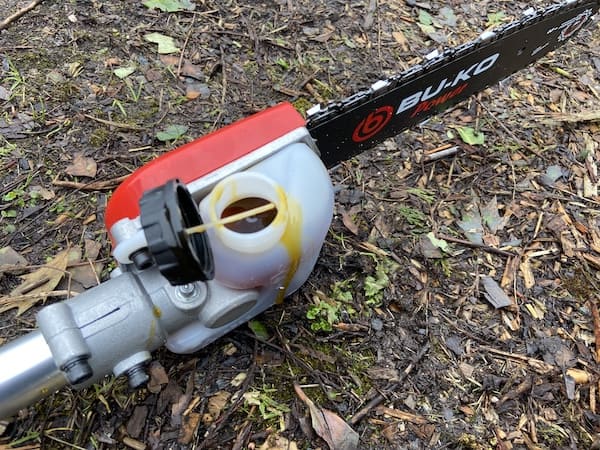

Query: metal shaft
left=0, top=331, right=66, bottom=419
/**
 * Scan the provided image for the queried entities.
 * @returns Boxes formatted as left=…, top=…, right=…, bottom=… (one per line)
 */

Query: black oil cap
left=139, top=179, right=214, bottom=285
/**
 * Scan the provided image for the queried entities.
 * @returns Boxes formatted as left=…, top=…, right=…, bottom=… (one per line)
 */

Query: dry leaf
left=178, top=411, right=201, bottom=444
left=29, top=185, right=56, bottom=200
left=84, top=238, right=102, bottom=260
left=65, top=152, right=97, bottom=178
left=341, top=208, right=359, bottom=235
left=2, top=248, right=71, bottom=315
left=258, top=434, right=299, bottom=450
left=202, top=390, right=231, bottom=424
left=147, top=361, right=169, bottom=393
left=294, top=384, right=359, bottom=450
left=0, top=246, right=28, bottom=270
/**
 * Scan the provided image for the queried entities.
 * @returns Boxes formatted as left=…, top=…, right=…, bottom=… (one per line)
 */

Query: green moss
left=89, top=127, right=110, bottom=147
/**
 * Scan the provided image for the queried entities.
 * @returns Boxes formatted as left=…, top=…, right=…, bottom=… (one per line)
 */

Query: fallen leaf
left=458, top=209, right=484, bottom=244
left=29, top=185, right=56, bottom=201
left=457, top=126, right=485, bottom=145
left=113, top=66, right=136, bottom=79
left=294, top=384, right=359, bottom=450
left=2, top=248, right=70, bottom=315
left=258, top=434, right=299, bottom=450
left=178, top=412, right=201, bottom=444
left=65, top=153, right=97, bottom=178
left=156, top=124, right=188, bottom=141
left=392, top=31, right=409, bottom=51
left=147, top=361, right=169, bottom=393
left=203, top=391, right=230, bottom=424
left=248, top=319, right=270, bottom=341
left=0, top=246, right=29, bottom=270
left=145, top=32, right=180, bottom=54
left=341, top=209, right=359, bottom=235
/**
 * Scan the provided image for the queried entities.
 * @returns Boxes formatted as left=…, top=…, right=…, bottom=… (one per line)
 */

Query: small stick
left=437, top=233, right=516, bottom=257
left=185, top=203, right=276, bottom=235
left=0, top=0, right=44, bottom=31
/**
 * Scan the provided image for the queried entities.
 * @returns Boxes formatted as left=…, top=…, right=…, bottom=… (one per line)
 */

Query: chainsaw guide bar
left=306, top=0, right=600, bottom=167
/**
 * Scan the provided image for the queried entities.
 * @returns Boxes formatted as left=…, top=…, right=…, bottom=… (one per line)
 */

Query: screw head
left=177, top=283, right=196, bottom=298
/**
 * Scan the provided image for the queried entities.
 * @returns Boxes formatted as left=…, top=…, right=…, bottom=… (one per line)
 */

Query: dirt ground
left=1, top=0, right=600, bottom=449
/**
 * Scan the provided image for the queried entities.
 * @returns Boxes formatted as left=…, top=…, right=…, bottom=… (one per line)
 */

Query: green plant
left=0, top=137, right=17, bottom=157
left=398, top=205, right=429, bottom=230
left=307, top=299, right=341, bottom=332
left=364, top=257, right=398, bottom=306
left=126, top=79, right=144, bottom=102
left=243, top=387, right=290, bottom=429
left=307, top=279, right=356, bottom=331
left=111, top=98, right=127, bottom=117
left=3, top=58, right=25, bottom=102
left=407, top=187, right=435, bottom=204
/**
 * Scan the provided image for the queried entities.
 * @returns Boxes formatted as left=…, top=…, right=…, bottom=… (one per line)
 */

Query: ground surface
left=1, top=1, right=600, bottom=449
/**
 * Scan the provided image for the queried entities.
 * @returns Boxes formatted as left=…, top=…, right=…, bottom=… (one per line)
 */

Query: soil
left=1, top=1, right=600, bottom=449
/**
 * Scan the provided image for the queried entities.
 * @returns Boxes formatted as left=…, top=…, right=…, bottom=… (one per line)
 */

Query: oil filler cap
left=139, top=179, right=214, bottom=285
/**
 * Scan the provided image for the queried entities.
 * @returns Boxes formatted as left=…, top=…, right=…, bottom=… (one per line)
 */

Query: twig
left=0, top=289, right=78, bottom=304
left=349, top=342, right=430, bottom=426
left=589, top=299, right=600, bottom=363
left=0, top=0, right=44, bottom=31
left=437, top=233, right=516, bottom=257
left=52, top=174, right=129, bottom=191
left=177, top=14, right=196, bottom=77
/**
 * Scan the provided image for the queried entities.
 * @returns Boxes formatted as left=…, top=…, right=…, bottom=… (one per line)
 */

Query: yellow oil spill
left=152, top=305, right=162, bottom=318
left=275, top=186, right=301, bottom=304
left=146, top=319, right=157, bottom=349
left=209, top=181, right=230, bottom=226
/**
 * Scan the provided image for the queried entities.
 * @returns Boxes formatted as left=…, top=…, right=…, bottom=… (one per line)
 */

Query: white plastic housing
left=199, top=142, right=334, bottom=293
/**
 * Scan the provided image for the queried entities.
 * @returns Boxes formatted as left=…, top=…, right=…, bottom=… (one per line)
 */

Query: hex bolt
left=62, top=356, right=93, bottom=385
left=126, top=364, right=149, bottom=389
left=177, top=283, right=196, bottom=298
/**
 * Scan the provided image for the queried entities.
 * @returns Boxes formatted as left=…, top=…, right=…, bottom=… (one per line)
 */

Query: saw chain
left=307, top=0, right=600, bottom=167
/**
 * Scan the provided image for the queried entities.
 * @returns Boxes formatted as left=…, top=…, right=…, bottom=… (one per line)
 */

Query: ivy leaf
left=248, top=320, right=269, bottom=341
left=156, top=124, right=188, bottom=141
left=426, top=232, right=449, bottom=253
left=113, top=66, right=136, bottom=79
left=418, top=10, right=433, bottom=26
left=457, top=126, right=485, bottom=145
left=144, top=32, right=180, bottom=54
left=439, top=7, right=457, bottom=27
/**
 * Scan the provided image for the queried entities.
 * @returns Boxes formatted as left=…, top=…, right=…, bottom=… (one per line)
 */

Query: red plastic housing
left=104, top=102, right=306, bottom=234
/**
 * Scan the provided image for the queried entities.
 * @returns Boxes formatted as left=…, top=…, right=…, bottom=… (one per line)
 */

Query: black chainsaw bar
left=307, top=0, right=600, bottom=168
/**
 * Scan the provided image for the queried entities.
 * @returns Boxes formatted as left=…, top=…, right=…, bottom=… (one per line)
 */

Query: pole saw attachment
left=0, top=0, right=598, bottom=420
left=0, top=104, right=334, bottom=418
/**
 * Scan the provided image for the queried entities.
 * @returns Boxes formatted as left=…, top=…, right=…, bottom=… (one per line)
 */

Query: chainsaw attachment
left=0, top=104, right=334, bottom=419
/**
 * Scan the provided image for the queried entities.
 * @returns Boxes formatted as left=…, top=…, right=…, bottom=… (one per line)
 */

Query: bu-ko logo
left=396, top=52, right=500, bottom=117
left=352, top=106, right=394, bottom=142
